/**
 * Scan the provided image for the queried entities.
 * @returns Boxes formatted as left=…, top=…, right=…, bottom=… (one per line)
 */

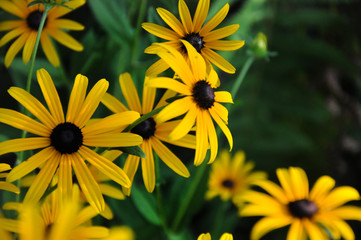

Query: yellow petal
left=194, top=111, right=208, bottom=166
left=145, top=58, right=170, bottom=77
left=142, top=77, right=156, bottom=114
left=251, top=217, right=292, bottom=240
left=169, top=105, right=197, bottom=140
left=156, top=96, right=193, bottom=123
left=0, top=25, right=26, bottom=47
left=214, top=91, right=233, bottom=103
left=119, top=73, right=141, bottom=112
left=276, top=168, right=295, bottom=201
left=192, top=0, right=209, bottom=33
left=0, top=20, right=23, bottom=31
left=181, top=40, right=206, bottom=81
left=204, top=111, right=217, bottom=164
left=202, top=47, right=236, bottom=73
left=58, top=154, right=73, bottom=201
left=4, top=31, right=29, bottom=67
left=205, top=40, right=245, bottom=51
left=47, top=28, right=83, bottom=51
left=122, top=155, right=140, bottom=196
left=141, top=140, right=155, bottom=193
left=49, top=0, right=86, bottom=19
left=66, top=74, right=88, bottom=122
left=0, top=137, right=49, bottom=156
left=209, top=107, right=233, bottom=150
left=322, top=186, right=360, bottom=209
left=40, top=33, right=60, bottom=67
left=142, top=22, right=179, bottom=41
left=0, top=0, right=27, bottom=18
left=99, top=183, right=125, bottom=200
left=52, top=19, right=84, bottom=30
left=83, top=133, right=142, bottom=147
left=203, top=24, right=240, bottom=42
left=101, top=92, right=128, bottom=113
left=178, top=0, right=193, bottom=34
left=199, top=4, right=229, bottom=35
left=0, top=181, right=20, bottom=194
left=22, top=31, right=37, bottom=64
left=156, top=8, right=185, bottom=36
left=146, top=77, right=192, bottom=95
left=310, top=175, right=335, bottom=201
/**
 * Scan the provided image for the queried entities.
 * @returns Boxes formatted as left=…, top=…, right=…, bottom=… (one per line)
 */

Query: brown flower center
left=27, top=10, right=47, bottom=30
left=182, top=32, right=204, bottom=53
left=131, top=117, right=156, bottom=140
left=192, top=80, right=215, bottom=109
left=288, top=199, right=318, bottom=218
left=50, top=122, right=83, bottom=154
left=221, top=179, right=234, bottom=189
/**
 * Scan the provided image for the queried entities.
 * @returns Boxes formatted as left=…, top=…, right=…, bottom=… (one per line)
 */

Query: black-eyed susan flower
left=240, top=167, right=361, bottom=240
left=0, top=68, right=142, bottom=213
left=146, top=41, right=233, bottom=166
left=101, top=73, right=195, bottom=194
left=197, top=232, right=233, bottom=240
left=0, top=163, right=19, bottom=194
left=0, top=0, right=85, bottom=67
left=1, top=185, right=109, bottom=240
left=206, top=150, right=266, bottom=205
left=142, top=0, right=244, bottom=74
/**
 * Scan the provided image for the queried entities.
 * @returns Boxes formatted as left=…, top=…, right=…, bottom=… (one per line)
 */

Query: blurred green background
left=1, top=0, right=361, bottom=239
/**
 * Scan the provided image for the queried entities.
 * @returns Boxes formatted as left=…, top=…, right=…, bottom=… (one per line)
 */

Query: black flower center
left=131, top=117, right=156, bottom=140
left=50, top=122, right=83, bottom=154
left=182, top=32, right=204, bottom=53
left=288, top=199, right=318, bottom=218
left=26, top=10, right=47, bottom=30
left=192, top=80, right=215, bottom=109
left=222, top=179, right=234, bottom=189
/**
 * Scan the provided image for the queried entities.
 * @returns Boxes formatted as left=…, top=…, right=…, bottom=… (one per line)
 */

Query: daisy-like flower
left=197, top=233, right=233, bottom=240
left=146, top=41, right=233, bottom=166
left=0, top=163, right=19, bottom=194
left=240, top=167, right=361, bottom=240
left=206, top=150, right=266, bottom=205
left=0, top=0, right=85, bottom=67
left=0, top=68, right=142, bottom=213
left=101, top=73, right=196, bottom=194
left=142, top=0, right=244, bottom=74
left=1, top=185, right=109, bottom=240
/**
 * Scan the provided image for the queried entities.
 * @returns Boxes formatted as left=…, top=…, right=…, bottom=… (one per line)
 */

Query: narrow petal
left=287, top=220, right=306, bottom=240
left=209, top=107, right=233, bottom=150
left=321, top=186, right=360, bottom=209
left=40, top=33, right=60, bottom=67
left=73, top=79, right=109, bottom=127
left=212, top=102, right=228, bottom=124
left=6, top=147, right=55, bottom=182
left=101, top=93, right=128, bottom=114
left=205, top=40, right=245, bottom=51
left=330, top=206, right=361, bottom=221
left=52, top=19, right=84, bottom=30
left=0, top=108, right=50, bottom=136
left=178, top=0, right=193, bottom=33
left=276, top=168, right=295, bottom=201
left=0, top=182, right=20, bottom=194
left=99, top=183, right=125, bottom=200
left=157, top=132, right=196, bottom=149
left=58, top=154, right=73, bottom=201
left=37, top=69, right=64, bottom=123
left=207, top=67, right=219, bottom=88
left=255, top=180, right=289, bottom=204
left=202, top=47, right=236, bottom=73
left=199, top=4, right=229, bottom=35
left=49, top=0, right=86, bottom=18
left=0, top=137, right=49, bottom=156
left=71, top=226, right=109, bottom=239
left=146, top=77, right=192, bottom=95
left=122, top=155, right=140, bottom=196
left=204, top=111, right=218, bottom=164
left=303, top=220, right=327, bottom=240
left=203, top=24, right=240, bottom=42
left=22, top=31, right=37, bottom=64
left=83, top=133, right=142, bottom=147
left=0, top=25, right=26, bottom=47
left=119, top=73, right=141, bottom=113
left=290, top=167, right=309, bottom=199
left=251, top=217, right=292, bottom=240
left=0, top=0, right=27, bottom=18
left=141, top=140, right=155, bottom=193
left=72, top=153, right=105, bottom=213
left=145, top=59, right=170, bottom=77
left=66, top=74, right=88, bottom=123
left=152, top=138, right=190, bottom=177
left=79, top=147, right=131, bottom=188
left=0, top=163, right=11, bottom=172
left=4, top=31, right=29, bottom=67
left=192, top=0, right=209, bottom=33
left=169, top=105, right=197, bottom=140
left=194, top=112, right=208, bottom=166
left=142, top=77, right=156, bottom=114
left=82, top=111, right=140, bottom=136
left=310, top=176, right=335, bottom=201
left=330, top=218, right=355, bottom=240
left=155, top=97, right=193, bottom=123
left=214, top=91, right=233, bottom=103
left=47, top=28, right=83, bottom=51
left=8, top=87, right=56, bottom=128
left=142, top=23, right=179, bottom=41
left=23, top=153, right=60, bottom=204
left=0, top=20, right=23, bottom=31
left=154, top=89, right=177, bottom=110
left=157, top=8, right=185, bottom=36
left=181, top=40, right=206, bottom=80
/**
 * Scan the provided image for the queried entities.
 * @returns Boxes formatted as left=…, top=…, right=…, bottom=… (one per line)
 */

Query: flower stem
left=131, top=0, right=147, bottom=65
left=231, top=56, right=254, bottom=99
left=123, top=105, right=166, bottom=132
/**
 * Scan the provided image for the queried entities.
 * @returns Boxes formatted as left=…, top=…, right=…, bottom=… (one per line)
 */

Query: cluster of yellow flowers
left=0, top=0, right=360, bottom=239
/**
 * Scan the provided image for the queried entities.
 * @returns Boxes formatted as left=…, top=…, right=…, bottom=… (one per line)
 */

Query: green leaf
left=130, top=186, right=161, bottom=226
left=115, top=146, right=146, bottom=158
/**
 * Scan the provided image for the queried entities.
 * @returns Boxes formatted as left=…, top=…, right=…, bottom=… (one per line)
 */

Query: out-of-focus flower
left=240, top=167, right=361, bottom=240
left=143, top=0, right=244, bottom=75
left=206, top=150, right=266, bottom=205
left=101, top=73, right=195, bottom=194
left=0, top=163, right=19, bottom=194
left=197, top=232, right=233, bottom=240
left=147, top=41, right=233, bottom=166
left=0, top=0, right=85, bottom=67
left=0, top=68, right=142, bottom=212
left=101, top=226, right=135, bottom=240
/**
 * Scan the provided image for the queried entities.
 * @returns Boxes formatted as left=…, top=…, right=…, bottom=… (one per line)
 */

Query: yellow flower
left=197, top=232, right=233, bottom=240
left=146, top=41, right=233, bottom=166
left=101, top=73, right=195, bottom=194
left=101, top=226, right=135, bottom=240
left=0, top=0, right=85, bottom=67
left=0, top=68, right=142, bottom=213
left=0, top=163, right=19, bottom=194
left=1, top=185, right=109, bottom=240
left=206, top=150, right=266, bottom=204
left=240, top=167, right=361, bottom=240
left=142, top=0, right=244, bottom=74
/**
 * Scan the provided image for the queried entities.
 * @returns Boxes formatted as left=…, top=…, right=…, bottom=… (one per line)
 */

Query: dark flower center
left=182, top=32, right=204, bottom=53
left=131, top=117, right=156, bottom=140
left=222, top=179, right=234, bottom=189
left=50, top=122, right=83, bottom=154
left=26, top=10, right=47, bottom=30
left=192, top=80, right=215, bottom=109
left=288, top=199, right=318, bottom=218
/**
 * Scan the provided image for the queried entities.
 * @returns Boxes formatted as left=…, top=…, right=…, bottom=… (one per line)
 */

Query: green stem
left=230, top=56, right=254, bottom=99
left=154, top=154, right=168, bottom=234
left=123, top=105, right=166, bottom=132
left=131, top=0, right=147, bottom=64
